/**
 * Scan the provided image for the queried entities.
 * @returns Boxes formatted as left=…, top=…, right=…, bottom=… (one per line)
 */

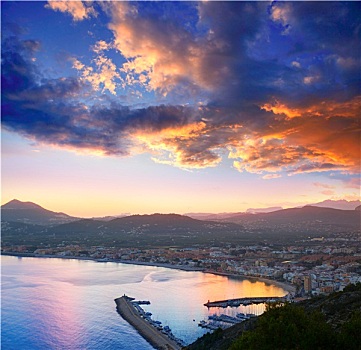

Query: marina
left=115, top=295, right=184, bottom=350
left=198, top=312, right=256, bottom=330
left=204, top=296, right=287, bottom=308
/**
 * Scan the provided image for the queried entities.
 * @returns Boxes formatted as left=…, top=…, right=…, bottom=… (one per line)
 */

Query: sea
left=1, top=255, right=287, bottom=349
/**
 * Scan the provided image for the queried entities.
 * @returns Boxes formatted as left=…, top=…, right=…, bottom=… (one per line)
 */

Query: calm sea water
left=1, top=256, right=286, bottom=349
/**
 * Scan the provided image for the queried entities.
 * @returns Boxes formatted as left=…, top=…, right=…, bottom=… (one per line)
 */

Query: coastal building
left=304, top=275, right=312, bottom=293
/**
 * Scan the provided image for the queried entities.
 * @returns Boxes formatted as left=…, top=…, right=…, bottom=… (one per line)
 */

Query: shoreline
left=204, top=270, right=295, bottom=293
left=1, top=252, right=295, bottom=293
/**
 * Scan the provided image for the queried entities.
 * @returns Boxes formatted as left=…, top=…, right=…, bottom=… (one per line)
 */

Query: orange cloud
left=262, top=174, right=282, bottom=180
left=261, top=101, right=301, bottom=119
left=313, top=182, right=335, bottom=189
left=131, top=121, right=222, bottom=169
left=114, top=95, right=360, bottom=174
left=262, top=96, right=361, bottom=119
left=229, top=97, right=360, bottom=176
left=321, top=190, right=335, bottom=196
left=72, top=56, right=121, bottom=95
left=343, top=178, right=360, bottom=189
left=104, top=2, right=221, bottom=97
left=92, top=40, right=113, bottom=54
left=46, top=1, right=96, bottom=21
left=270, top=3, right=293, bottom=35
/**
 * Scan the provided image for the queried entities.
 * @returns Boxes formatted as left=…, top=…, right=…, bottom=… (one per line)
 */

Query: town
left=3, top=229, right=361, bottom=298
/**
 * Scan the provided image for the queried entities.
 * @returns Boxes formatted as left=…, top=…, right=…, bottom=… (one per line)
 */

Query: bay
left=1, top=255, right=287, bottom=349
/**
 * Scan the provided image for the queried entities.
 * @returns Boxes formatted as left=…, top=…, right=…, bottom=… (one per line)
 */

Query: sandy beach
left=249, top=276, right=295, bottom=293
left=202, top=270, right=296, bottom=293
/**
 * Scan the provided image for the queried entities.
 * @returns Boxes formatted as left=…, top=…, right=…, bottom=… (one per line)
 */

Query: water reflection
left=2, top=256, right=287, bottom=348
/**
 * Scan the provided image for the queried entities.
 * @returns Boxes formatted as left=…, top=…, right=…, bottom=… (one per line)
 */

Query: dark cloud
left=283, top=2, right=360, bottom=56
left=1, top=2, right=360, bottom=176
left=1, top=34, right=196, bottom=156
left=1, top=37, right=39, bottom=93
left=2, top=21, right=27, bottom=36
left=209, top=2, right=361, bottom=107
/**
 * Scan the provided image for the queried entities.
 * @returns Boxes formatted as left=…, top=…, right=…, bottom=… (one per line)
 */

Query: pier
left=115, top=295, right=182, bottom=350
left=204, top=296, right=286, bottom=308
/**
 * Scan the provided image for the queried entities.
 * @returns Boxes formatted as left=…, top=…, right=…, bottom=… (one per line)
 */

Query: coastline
left=118, top=259, right=204, bottom=272
left=204, top=270, right=295, bottom=293
left=1, top=252, right=295, bottom=293
left=249, top=276, right=295, bottom=294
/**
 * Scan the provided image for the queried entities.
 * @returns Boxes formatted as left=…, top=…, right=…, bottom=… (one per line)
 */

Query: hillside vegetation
left=185, top=283, right=361, bottom=350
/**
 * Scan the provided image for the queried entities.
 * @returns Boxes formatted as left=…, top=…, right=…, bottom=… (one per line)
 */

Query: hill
left=1, top=212, right=245, bottom=248
left=222, top=206, right=360, bottom=231
left=46, top=214, right=243, bottom=247
left=186, top=205, right=360, bottom=235
left=1, top=221, right=45, bottom=245
left=185, top=283, right=361, bottom=350
left=1, top=199, right=79, bottom=226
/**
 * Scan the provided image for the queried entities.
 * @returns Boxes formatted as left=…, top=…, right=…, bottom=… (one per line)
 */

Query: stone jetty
left=115, top=296, right=182, bottom=350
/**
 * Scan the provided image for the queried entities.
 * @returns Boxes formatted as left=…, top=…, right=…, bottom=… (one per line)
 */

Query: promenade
left=115, top=296, right=181, bottom=350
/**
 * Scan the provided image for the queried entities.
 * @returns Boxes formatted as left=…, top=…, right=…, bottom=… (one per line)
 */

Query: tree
left=337, top=311, right=361, bottom=349
left=229, top=304, right=337, bottom=350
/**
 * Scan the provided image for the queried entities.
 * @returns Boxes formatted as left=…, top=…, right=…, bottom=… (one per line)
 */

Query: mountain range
left=187, top=199, right=360, bottom=221
left=1, top=200, right=243, bottom=247
left=308, top=199, right=360, bottom=211
left=2, top=199, right=360, bottom=226
left=220, top=205, right=360, bottom=227
left=1, top=199, right=360, bottom=248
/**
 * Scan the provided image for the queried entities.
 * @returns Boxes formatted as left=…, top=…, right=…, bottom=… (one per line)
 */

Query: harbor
left=198, top=312, right=256, bottom=330
left=204, top=296, right=287, bottom=308
left=114, top=295, right=183, bottom=350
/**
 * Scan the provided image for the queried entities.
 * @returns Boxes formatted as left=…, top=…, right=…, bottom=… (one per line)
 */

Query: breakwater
left=115, top=296, right=182, bottom=350
left=204, top=296, right=286, bottom=308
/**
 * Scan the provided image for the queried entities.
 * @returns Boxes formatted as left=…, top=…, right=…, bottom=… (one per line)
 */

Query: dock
left=115, top=296, right=182, bottom=350
left=204, top=296, right=286, bottom=308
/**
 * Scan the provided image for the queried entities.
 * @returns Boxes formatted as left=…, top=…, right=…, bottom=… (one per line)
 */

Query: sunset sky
left=1, top=1, right=360, bottom=217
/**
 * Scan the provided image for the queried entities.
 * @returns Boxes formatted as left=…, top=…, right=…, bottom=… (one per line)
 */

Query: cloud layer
left=2, top=1, right=360, bottom=178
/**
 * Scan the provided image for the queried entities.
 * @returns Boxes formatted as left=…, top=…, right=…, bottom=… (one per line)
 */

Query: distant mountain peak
left=310, top=199, right=360, bottom=210
left=1, top=199, right=78, bottom=226
left=246, top=206, right=283, bottom=214
left=1, top=199, right=44, bottom=210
